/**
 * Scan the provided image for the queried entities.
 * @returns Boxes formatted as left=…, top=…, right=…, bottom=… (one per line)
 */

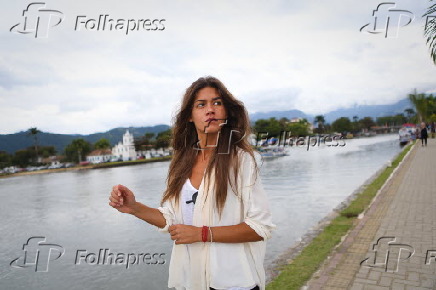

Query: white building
left=112, top=130, right=137, bottom=161
left=86, top=149, right=112, bottom=164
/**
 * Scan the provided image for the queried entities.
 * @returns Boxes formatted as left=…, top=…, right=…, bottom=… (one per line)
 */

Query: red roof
left=87, top=149, right=112, bottom=156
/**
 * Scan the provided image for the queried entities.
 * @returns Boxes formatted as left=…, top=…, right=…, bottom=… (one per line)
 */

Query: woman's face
left=190, top=87, right=227, bottom=138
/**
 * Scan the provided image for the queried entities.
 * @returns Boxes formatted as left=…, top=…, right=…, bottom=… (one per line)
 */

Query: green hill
left=0, top=125, right=170, bottom=154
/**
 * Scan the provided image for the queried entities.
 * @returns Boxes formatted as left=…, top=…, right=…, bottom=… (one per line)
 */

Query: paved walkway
left=306, top=138, right=436, bottom=289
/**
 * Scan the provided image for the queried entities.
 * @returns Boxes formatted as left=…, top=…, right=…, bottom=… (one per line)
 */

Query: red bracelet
left=202, top=226, right=208, bottom=243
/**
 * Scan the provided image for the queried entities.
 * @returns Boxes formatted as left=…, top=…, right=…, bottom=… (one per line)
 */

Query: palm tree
left=404, top=108, right=415, bottom=121
left=423, top=0, right=436, bottom=64
left=408, top=89, right=428, bottom=122
left=65, top=139, right=91, bottom=163
left=314, top=115, right=325, bottom=133
left=27, top=127, right=42, bottom=162
left=352, top=116, right=360, bottom=133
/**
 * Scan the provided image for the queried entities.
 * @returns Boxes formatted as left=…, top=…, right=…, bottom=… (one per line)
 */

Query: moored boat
left=255, top=146, right=289, bottom=158
left=399, top=123, right=416, bottom=146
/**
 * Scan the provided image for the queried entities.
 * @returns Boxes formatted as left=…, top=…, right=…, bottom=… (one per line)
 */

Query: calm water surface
left=0, top=134, right=403, bottom=289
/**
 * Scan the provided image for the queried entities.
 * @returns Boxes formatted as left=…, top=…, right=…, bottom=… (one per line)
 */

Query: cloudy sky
left=0, top=0, right=435, bottom=135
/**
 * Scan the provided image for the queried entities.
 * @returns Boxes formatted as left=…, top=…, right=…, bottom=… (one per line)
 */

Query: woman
left=109, top=76, right=275, bottom=290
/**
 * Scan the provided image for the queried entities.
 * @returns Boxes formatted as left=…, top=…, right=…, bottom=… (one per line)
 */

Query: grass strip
left=92, top=155, right=171, bottom=169
left=266, top=141, right=414, bottom=290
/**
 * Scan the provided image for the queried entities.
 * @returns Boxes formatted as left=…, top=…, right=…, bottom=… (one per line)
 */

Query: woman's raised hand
left=109, top=184, right=138, bottom=214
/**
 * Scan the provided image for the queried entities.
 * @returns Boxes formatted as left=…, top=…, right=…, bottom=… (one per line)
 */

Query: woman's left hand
left=168, top=225, right=202, bottom=244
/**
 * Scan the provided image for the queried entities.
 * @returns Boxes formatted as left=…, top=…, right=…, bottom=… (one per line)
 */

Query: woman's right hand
left=109, top=184, right=137, bottom=215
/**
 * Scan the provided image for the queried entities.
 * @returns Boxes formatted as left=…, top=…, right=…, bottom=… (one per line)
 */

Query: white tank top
left=181, top=178, right=198, bottom=226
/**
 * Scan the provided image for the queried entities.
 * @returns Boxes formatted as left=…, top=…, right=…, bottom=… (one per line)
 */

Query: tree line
left=2, top=89, right=433, bottom=169
left=0, top=128, right=172, bottom=169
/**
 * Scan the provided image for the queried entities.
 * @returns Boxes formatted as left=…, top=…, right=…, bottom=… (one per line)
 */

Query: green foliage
left=323, top=123, right=332, bottom=133
left=134, top=132, right=156, bottom=150
left=278, top=117, right=289, bottom=127
left=93, top=155, right=172, bottom=169
left=287, top=122, right=309, bottom=136
left=155, top=129, right=172, bottom=149
left=351, top=116, right=361, bottom=133
left=12, top=150, right=33, bottom=167
left=313, top=115, right=325, bottom=134
left=254, top=118, right=282, bottom=137
left=1, top=146, right=57, bottom=168
left=408, top=89, right=436, bottom=122
left=94, top=138, right=111, bottom=150
left=359, top=116, right=376, bottom=130
left=27, top=127, right=42, bottom=137
left=145, top=132, right=155, bottom=140
left=27, top=127, right=42, bottom=161
left=0, top=151, right=12, bottom=169
left=404, top=108, right=415, bottom=121
left=37, top=146, right=56, bottom=159
left=253, top=117, right=310, bottom=137
left=341, top=142, right=413, bottom=218
left=376, top=114, right=407, bottom=126
left=64, top=139, right=92, bottom=163
left=331, top=117, right=352, bottom=133
left=423, top=0, right=436, bottom=65
left=267, top=216, right=353, bottom=290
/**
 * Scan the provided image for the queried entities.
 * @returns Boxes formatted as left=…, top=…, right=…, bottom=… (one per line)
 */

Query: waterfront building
left=86, top=149, right=112, bottom=164
left=111, top=130, right=137, bottom=162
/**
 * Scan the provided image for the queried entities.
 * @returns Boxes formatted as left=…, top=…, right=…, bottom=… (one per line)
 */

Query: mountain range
left=0, top=98, right=412, bottom=154
left=0, top=125, right=170, bottom=155
left=249, top=98, right=412, bottom=123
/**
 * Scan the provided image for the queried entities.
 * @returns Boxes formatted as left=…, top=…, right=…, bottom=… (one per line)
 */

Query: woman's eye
left=213, top=101, right=222, bottom=106
left=196, top=103, right=205, bottom=108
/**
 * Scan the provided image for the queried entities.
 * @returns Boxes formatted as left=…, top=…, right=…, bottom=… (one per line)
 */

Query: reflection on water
left=0, top=134, right=402, bottom=289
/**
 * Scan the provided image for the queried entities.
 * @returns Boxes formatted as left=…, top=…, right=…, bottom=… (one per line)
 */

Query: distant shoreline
left=0, top=156, right=172, bottom=179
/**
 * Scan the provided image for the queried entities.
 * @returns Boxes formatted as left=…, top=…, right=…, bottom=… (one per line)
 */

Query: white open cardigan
left=157, top=150, right=276, bottom=290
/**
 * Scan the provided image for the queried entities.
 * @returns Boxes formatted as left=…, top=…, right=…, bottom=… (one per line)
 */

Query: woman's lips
left=205, top=118, right=217, bottom=122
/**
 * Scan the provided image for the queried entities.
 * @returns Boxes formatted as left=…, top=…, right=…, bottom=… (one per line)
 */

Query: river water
left=0, top=134, right=402, bottom=289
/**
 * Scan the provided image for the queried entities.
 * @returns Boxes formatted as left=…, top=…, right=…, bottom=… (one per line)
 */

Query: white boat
left=398, top=125, right=416, bottom=146
left=256, top=146, right=289, bottom=158
left=399, top=128, right=410, bottom=145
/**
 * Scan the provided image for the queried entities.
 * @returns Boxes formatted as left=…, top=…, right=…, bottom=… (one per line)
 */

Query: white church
left=111, top=129, right=137, bottom=162
left=86, top=129, right=171, bottom=164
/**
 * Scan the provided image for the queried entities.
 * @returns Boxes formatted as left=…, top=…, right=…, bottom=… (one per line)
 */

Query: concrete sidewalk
left=306, top=138, right=436, bottom=289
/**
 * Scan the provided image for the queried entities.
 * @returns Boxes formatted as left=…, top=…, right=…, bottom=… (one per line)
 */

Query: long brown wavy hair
left=161, top=76, right=257, bottom=217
